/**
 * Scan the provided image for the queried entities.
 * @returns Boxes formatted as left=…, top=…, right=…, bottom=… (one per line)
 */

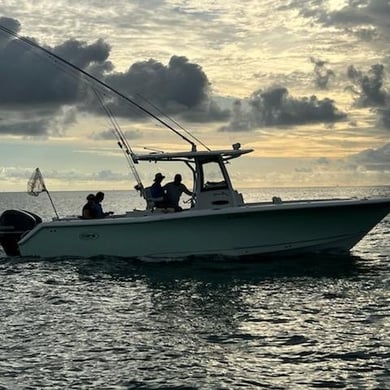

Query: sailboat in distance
left=0, top=24, right=389, bottom=259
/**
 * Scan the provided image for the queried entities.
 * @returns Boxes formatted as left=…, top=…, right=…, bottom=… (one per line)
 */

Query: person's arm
left=183, top=185, right=192, bottom=196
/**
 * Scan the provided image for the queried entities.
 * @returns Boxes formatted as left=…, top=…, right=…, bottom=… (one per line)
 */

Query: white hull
left=17, top=198, right=390, bottom=259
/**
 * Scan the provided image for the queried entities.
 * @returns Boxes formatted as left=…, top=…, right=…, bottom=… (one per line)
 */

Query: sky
left=0, top=0, right=389, bottom=192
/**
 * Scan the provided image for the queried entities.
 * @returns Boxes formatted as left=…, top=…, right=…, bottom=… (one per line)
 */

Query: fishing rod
left=0, top=24, right=198, bottom=151
left=135, top=93, right=211, bottom=151
left=92, top=87, right=145, bottom=195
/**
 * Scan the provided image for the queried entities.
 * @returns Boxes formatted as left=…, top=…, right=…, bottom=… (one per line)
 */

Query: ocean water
left=0, top=187, right=389, bottom=389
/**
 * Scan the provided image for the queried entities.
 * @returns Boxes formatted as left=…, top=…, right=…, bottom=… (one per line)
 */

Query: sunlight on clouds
left=327, top=0, right=349, bottom=11
left=1, top=0, right=389, bottom=191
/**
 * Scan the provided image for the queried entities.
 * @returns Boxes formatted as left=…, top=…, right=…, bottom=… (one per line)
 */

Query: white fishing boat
left=1, top=145, right=389, bottom=259
left=0, top=24, right=389, bottom=259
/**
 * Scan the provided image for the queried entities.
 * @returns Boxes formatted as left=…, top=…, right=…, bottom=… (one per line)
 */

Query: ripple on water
left=0, top=235, right=389, bottom=388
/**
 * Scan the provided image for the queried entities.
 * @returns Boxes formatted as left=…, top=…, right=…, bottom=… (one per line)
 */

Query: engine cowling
left=0, top=210, right=42, bottom=256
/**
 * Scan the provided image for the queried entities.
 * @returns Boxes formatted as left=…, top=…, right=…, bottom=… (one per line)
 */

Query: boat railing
left=245, top=197, right=353, bottom=207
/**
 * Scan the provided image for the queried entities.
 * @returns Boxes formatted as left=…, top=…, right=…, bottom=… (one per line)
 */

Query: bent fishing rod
left=0, top=24, right=198, bottom=151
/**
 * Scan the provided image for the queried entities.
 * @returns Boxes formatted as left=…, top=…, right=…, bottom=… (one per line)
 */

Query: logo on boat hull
left=79, top=232, right=99, bottom=240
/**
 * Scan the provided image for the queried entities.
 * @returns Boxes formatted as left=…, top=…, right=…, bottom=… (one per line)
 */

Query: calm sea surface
left=0, top=187, right=389, bottom=389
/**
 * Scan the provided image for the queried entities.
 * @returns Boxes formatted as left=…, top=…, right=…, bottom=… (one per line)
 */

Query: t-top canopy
left=133, top=148, right=254, bottom=163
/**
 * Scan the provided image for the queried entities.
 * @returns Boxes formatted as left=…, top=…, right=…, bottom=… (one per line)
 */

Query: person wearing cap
left=163, top=174, right=192, bottom=211
left=150, top=172, right=167, bottom=208
left=82, top=194, right=98, bottom=219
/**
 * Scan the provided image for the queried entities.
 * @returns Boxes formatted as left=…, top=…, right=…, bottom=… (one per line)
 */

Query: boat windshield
left=201, top=160, right=228, bottom=191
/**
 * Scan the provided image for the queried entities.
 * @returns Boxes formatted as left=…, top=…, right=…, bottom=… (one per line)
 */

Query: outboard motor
left=0, top=210, right=42, bottom=256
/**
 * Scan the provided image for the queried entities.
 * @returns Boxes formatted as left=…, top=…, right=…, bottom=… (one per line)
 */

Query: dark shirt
left=82, top=201, right=98, bottom=219
left=151, top=182, right=164, bottom=199
left=95, top=202, right=104, bottom=218
left=164, top=182, right=192, bottom=208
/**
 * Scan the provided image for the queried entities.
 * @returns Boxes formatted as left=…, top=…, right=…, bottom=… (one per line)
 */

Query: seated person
left=82, top=194, right=98, bottom=219
left=94, top=191, right=114, bottom=218
left=150, top=173, right=168, bottom=208
left=163, top=174, right=192, bottom=211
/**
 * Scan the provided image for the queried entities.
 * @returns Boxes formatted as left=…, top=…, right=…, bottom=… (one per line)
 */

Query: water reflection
left=68, top=255, right=365, bottom=334
left=1, top=253, right=388, bottom=389
left=72, top=254, right=363, bottom=282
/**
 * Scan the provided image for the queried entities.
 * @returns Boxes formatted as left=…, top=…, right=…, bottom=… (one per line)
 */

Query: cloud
left=285, top=143, right=390, bottom=185
left=316, top=157, right=329, bottom=165
left=295, top=167, right=312, bottom=173
left=219, top=100, right=252, bottom=132
left=0, top=106, right=77, bottom=136
left=54, top=38, right=111, bottom=70
left=220, top=86, right=346, bottom=131
left=93, top=169, right=127, bottom=181
left=0, top=166, right=131, bottom=183
left=0, top=17, right=20, bottom=41
left=346, top=63, right=388, bottom=107
left=310, top=57, right=335, bottom=89
left=0, top=18, right=111, bottom=107
left=346, top=63, right=390, bottom=129
left=296, top=0, right=390, bottom=44
left=0, top=117, right=51, bottom=136
left=327, top=0, right=390, bottom=31
left=377, top=107, right=390, bottom=129
left=0, top=17, right=111, bottom=135
left=0, top=18, right=228, bottom=137
left=347, top=143, right=390, bottom=172
left=90, top=128, right=142, bottom=140
left=99, top=55, right=227, bottom=121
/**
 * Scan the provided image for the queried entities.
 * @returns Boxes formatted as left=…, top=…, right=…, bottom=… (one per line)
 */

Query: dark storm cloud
left=295, top=0, right=390, bottom=41
left=179, top=100, right=230, bottom=122
left=54, top=38, right=110, bottom=70
left=0, top=17, right=111, bottom=136
left=0, top=18, right=111, bottom=107
left=0, top=117, right=51, bottom=136
left=310, top=57, right=335, bottom=89
left=0, top=18, right=227, bottom=136
left=99, top=55, right=227, bottom=121
left=0, top=17, right=20, bottom=43
left=346, top=63, right=390, bottom=129
left=0, top=106, right=77, bottom=136
left=346, top=63, right=388, bottom=107
left=220, top=86, right=346, bottom=132
left=328, top=0, right=390, bottom=26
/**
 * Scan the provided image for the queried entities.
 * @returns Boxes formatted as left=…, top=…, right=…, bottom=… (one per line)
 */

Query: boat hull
left=16, top=198, right=390, bottom=259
